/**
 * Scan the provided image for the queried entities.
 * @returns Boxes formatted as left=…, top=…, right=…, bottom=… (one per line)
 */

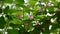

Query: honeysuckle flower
left=38, top=6, right=43, bottom=12
left=33, top=21, right=40, bottom=26
left=35, top=21, right=40, bottom=25
left=16, top=14, right=20, bottom=19
left=46, top=2, right=51, bottom=6
left=28, top=12, right=34, bottom=19
left=54, top=8, right=60, bottom=11
left=46, top=2, right=53, bottom=6
left=28, top=14, right=33, bottom=19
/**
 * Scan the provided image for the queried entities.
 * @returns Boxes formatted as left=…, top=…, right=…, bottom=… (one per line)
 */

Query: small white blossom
left=0, top=29, right=3, bottom=31
left=50, top=33, right=53, bottom=34
left=41, top=2, right=45, bottom=6
left=2, top=5, right=6, bottom=9
left=4, top=32, right=8, bottom=34
left=31, top=28, right=34, bottom=31
left=51, top=18, right=57, bottom=23
left=24, top=0, right=29, bottom=3
left=35, top=1, right=40, bottom=5
left=27, top=30, right=30, bottom=32
left=7, top=26, right=13, bottom=29
left=20, top=7, right=23, bottom=10
left=46, top=9, right=49, bottom=12
left=51, top=18, right=55, bottom=23
left=49, top=25, right=52, bottom=30
left=21, top=25, right=24, bottom=27
left=0, top=14, right=2, bottom=17
left=46, top=13, right=52, bottom=16
left=40, top=32, right=43, bottom=34
left=30, top=7, right=33, bottom=10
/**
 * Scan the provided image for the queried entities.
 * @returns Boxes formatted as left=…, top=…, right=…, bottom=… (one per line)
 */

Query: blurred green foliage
left=0, top=0, right=60, bottom=34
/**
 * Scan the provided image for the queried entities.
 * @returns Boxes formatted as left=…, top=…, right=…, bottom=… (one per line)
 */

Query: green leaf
left=0, top=16, right=6, bottom=29
left=29, top=0, right=37, bottom=6
left=43, top=0, right=49, bottom=2
left=57, top=2, right=60, bottom=8
left=51, top=29, right=58, bottom=34
left=47, top=6, right=54, bottom=14
left=7, top=29, right=19, bottom=34
left=4, top=6, right=22, bottom=15
left=4, top=6, right=9, bottom=14
left=16, top=0, right=24, bottom=7
left=16, top=0, right=24, bottom=4
left=4, top=0, right=12, bottom=3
